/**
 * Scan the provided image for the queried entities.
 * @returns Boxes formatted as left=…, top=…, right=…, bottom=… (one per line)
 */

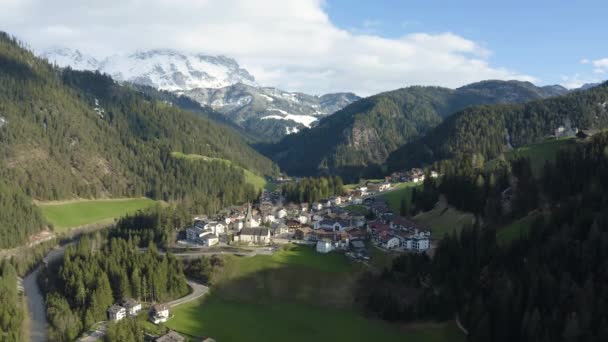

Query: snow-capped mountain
left=40, top=47, right=358, bottom=140
left=184, top=84, right=359, bottom=139
left=40, top=48, right=257, bottom=91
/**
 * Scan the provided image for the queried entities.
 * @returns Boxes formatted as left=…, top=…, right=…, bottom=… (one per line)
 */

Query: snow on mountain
left=40, top=47, right=257, bottom=91
left=40, top=47, right=101, bottom=70
left=184, top=83, right=360, bottom=140
left=40, top=47, right=359, bottom=141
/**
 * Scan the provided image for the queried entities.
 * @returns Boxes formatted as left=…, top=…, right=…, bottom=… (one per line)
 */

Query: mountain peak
left=40, top=47, right=257, bottom=91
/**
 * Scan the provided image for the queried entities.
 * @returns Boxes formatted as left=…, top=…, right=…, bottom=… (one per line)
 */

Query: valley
left=1, top=5, right=608, bottom=341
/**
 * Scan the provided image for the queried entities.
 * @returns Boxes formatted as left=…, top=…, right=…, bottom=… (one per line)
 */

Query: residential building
left=277, top=208, right=287, bottom=219
left=108, top=304, right=126, bottom=321
left=382, top=236, right=400, bottom=249
left=316, top=240, right=333, bottom=253
left=204, top=221, right=225, bottom=235
left=151, top=304, right=169, bottom=324
left=239, top=228, right=271, bottom=244
left=122, top=298, right=141, bottom=316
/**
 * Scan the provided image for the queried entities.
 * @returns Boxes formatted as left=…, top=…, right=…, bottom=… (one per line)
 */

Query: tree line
left=357, top=133, right=608, bottom=342
left=281, top=176, right=344, bottom=203
left=41, top=235, right=189, bottom=341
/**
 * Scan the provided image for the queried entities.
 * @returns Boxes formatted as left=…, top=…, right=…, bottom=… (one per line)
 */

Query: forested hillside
left=387, top=82, right=608, bottom=171
left=0, top=32, right=278, bottom=248
left=263, top=80, right=565, bottom=181
left=358, top=133, right=608, bottom=342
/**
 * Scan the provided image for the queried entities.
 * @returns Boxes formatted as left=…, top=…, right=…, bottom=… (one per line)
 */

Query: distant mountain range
left=261, top=80, right=573, bottom=180
left=386, top=81, right=608, bottom=172
left=183, top=84, right=359, bottom=139
left=40, top=47, right=359, bottom=141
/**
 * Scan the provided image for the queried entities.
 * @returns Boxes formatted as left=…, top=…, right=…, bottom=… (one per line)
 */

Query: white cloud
left=0, top=0, right=535, bottom=95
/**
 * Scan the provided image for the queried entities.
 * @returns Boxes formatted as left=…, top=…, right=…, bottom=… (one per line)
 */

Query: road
left=166, top=280, right=209, bottom=308
left=24, top=244, right=70, bottom=342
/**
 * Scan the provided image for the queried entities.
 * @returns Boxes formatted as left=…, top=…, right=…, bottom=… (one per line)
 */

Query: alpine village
left=1, top=2, right=608, bottom=342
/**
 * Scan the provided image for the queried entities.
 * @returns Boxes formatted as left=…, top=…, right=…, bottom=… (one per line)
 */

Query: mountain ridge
left=262, top=80, right=570, bottom=181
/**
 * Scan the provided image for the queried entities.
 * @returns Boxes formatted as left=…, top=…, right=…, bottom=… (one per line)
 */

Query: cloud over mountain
left=0, top=0, right=534, bottom=95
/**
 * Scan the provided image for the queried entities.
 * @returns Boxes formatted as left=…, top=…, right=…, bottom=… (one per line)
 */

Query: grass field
left=413, top=199, right=475, bottom=237
left=38, top=198, right=156, bottom=231
left=505, top=138, right=576, bottom=176
left=167, top=297, right=464, bottom=342
left=167, top=245, right=464, bottom=342
left=497, top=211, right=542, bottom=245
left=382, top=182, right=418, bottom=213
left=171, top=151, right=267, bottom=191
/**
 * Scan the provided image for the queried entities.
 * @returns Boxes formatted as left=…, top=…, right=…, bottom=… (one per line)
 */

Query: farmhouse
left=108, top=304, right=126, bottom=321
left=151, top=304, right=170, bottom=324
left=239, top=227, right=271, bottom=244
left=122, top=298, right=141, bottom=316
left=382, top=235, right=400, bottom=249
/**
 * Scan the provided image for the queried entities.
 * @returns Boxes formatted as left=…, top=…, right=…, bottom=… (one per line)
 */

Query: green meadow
left=38, top=198, right=156, bottom=231
left=167, top=245, right=465, bottom=342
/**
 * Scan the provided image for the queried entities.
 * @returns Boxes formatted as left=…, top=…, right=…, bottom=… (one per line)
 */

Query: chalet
left=156, top=331, right=185, bottom=342
left=151, top=304, right=169, bottom=324
left=316, top=240, right=333, bottom=253
left=204, top=221, right=225, bottom=235
left=285, top=219, right=302, bottom=229
left=239, top=228, right=271, bottom=245
left=300, top=202, right=309, bottom=212
left=312, top=202, right=323, bottom=211
left=108, top=304, right=126, bottom=321
left=314, top=219, right=350, bottom=232
left=330, top=196, right=342, bottom=205
left=323, top=200, right=332, bottom=208
left=382, top=235, right=400, bottom=249
left=295, top=227, right=313, bottom=240
left=263, top=213, right=276, bottom=224
left=122, top=298, right=141, bottom=316
left=367, top=182, right=391, bottom=192
left=402, top=235, right=430, bottom=252
left=297, top=215, right=309, bottom=224
left=277, top=208, right=288, bottom=218
left=272, top=223, right=289, bottom=235
left=356, top=186, right=368, bottom=195
left=200, top=232, right=219, bottom=246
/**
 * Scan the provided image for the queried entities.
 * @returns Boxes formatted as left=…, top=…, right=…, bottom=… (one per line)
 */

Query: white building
left=263, top=214, right=276, bottom=224
left=382, top=236, right=400, bottom=249
left=122, top=299, right=141, bottom=316
left=239, top=228, right=271, bottom=245
left=331, top=196, right=342, bottom=205
left=204, top=222, right=225, bottom=235
left=312, top=203, right=323, bottom=211
left=200, top=232, right=219, bottom=246
left=151, top=304, right=169, bottom=324
left=316, top=240, right=333, bottom=253
left=277, top=209, right=287, bottom=219
left=108, top=304, right=126, bottom=321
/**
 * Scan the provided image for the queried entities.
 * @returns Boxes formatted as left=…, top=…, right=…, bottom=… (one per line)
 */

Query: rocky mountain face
left=184, top=84, right=359, bottom=140
left=39, top=48, right=358, bottom=141
left=41, top=47, right=257, bottom=91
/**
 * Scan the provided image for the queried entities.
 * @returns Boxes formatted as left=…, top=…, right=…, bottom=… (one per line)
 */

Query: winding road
left=23, top=243, right=214, bottom=342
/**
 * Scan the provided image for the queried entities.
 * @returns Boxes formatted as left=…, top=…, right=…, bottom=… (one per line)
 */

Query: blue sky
left=3, top=0, right=606, bottom=94
left=325, top=0, right=607, bottom=87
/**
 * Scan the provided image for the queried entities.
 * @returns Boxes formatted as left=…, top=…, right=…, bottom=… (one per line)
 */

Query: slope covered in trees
left=0, top=32, right=278, bottom=247
left=281, top=176, right=344, bottom=203
left=42, top=235, right=188, bottom=341
left=386, top=82, right=608, bottom=171
left=262, top=80, right=566, bottom=181
left=357, top=133, right=608, bottom=342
